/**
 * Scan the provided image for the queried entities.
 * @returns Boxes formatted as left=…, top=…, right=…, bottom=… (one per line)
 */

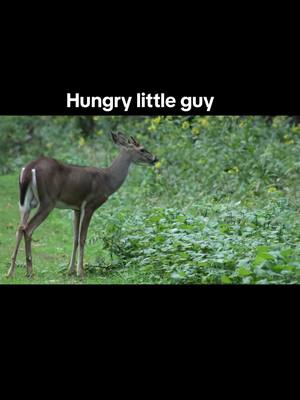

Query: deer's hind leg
left=23, top=201, right=54, bottom=278
left=7, top=197, right=32, bottom=278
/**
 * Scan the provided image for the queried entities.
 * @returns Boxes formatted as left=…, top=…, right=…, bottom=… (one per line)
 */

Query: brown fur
left=7, top=132, right=158, bottom=278
left=25, top=157, right=110, bottom=209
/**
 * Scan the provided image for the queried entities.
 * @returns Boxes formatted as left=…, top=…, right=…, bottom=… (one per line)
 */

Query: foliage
left=91, top=200, right=300, bottom=284
left=1, top=115, right=300, bottom=284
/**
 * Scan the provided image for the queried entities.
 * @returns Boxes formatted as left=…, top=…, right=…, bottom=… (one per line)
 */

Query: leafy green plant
left=90, top=200, right=300, bottom=284
left=1, top=116, right=300, bottom=284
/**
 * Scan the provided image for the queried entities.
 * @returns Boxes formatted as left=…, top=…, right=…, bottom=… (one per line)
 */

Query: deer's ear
left=117, top=132, right=129, bottom=147
left=111, top=131, right=130, bottom=147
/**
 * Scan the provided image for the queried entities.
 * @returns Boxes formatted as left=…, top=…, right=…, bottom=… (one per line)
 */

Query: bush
left=2, top=115, right=300, bottom=284
left=90, top=199, right=300, bottom=284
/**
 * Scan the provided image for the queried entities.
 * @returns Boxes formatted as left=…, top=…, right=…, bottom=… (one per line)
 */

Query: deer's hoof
left=68, top=269, right=76, bottom=276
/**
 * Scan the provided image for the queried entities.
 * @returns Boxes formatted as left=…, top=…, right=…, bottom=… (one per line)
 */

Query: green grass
left=1, top=172, right=300, bottom=284
left=0, top=173, right=142, bottom=284
left=1, top=116, right=300, bottom=284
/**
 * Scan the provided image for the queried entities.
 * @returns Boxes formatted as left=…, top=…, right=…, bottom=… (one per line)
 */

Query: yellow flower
left=79, top=137, right=86, bottom=147
left=182, top=121, right=190, bottom=130
left=284, top=135, right=294, bottom=145
left=152, top=116, right=162, bottom=125
left=148, top=123, right=156, bottom=132
left=268, top=186, right=277, bottom=193
left=228, top=166, right=239, bottom=174
left=272, top=116, right=286, bottom=127
left=291, top=125, right=300, bottom=134
left=155, top=161, right=161, bottom=169
left=200, top=118, right=209, bottom=127
left=192, top=127, right=200, bottom=135
left=286, top=139, right=294, bottom=145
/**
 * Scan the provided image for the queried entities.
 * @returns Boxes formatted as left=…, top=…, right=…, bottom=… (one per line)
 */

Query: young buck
left=7, top=132, right=158, bottom=278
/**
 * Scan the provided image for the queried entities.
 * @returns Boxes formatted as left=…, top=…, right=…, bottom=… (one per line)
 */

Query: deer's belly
left=55, top=201, right=81, bottom=210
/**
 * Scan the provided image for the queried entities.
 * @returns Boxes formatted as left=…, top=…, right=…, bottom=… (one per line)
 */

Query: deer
left=6, top=132, right=158, bottom=279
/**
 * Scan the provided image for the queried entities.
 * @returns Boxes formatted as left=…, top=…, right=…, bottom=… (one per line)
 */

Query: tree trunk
left=76, top=116, right=96, bottom=137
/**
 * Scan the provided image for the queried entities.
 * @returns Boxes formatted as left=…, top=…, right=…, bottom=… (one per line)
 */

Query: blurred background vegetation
left=1, top=115, right=300, bottom=202
left=1, top=116, right=300, bottom=284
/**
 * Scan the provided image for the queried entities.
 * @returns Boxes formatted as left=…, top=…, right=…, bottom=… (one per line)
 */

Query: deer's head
left=111, top=132, right=159, bottom=166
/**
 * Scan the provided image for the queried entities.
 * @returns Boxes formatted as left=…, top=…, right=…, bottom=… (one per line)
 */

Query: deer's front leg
left=68, top=210, right=80, bottom=275
left=77, top=206, right=94, bottom=278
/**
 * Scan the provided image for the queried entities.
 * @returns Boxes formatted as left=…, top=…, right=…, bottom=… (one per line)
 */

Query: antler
left=130, top=136, right=140, bottom=146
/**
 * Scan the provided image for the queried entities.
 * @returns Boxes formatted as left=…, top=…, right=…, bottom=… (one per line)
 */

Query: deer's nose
left=152, top=157, right=159, bottom=164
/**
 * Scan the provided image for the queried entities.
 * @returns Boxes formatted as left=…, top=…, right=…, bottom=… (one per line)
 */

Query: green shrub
left=2, top=115, right=300, bottom=284
left=90, top=199, right=300, bottom=284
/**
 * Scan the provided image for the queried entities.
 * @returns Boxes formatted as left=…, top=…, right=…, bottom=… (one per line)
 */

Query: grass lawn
left=0, top=173, right=138, bottom=284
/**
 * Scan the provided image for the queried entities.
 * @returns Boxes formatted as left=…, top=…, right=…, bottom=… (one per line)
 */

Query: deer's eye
left=140, top=149, right=145, bottom=153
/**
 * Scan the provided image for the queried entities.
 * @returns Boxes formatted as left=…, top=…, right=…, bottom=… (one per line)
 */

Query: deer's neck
left=106, top=150, right=132, bottom=195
